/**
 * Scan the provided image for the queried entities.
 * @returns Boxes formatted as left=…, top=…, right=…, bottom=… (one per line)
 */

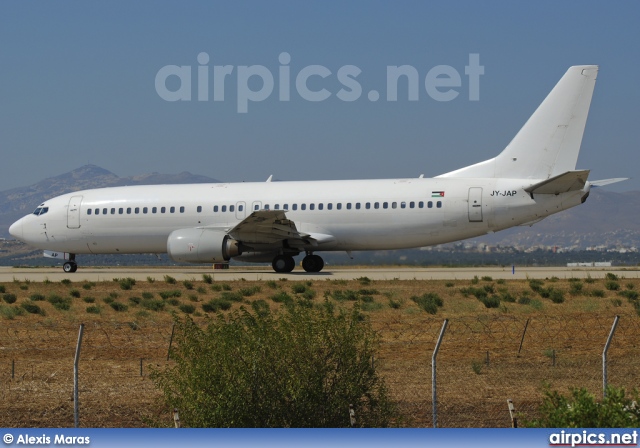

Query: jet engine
left=167, top=228, right=241, bottom=263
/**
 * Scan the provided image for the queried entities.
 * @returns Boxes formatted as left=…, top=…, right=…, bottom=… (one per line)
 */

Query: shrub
left=620, top=290, right=639, bottom=302
left=202, top=274, right=213, bottom=284
left=529, top=279, right=544, bottom=293
left=164, top=275, right=177, bottom=284
left=221, top=284, right=232, bottom=291
left=83, top=297, right=95, bottom=303
left=0, top=285, right=4, bottom=293
left=357, top=276, right=372, bottom=285
left=129, top=296, right=141, bottom=305
left=480, top=295, right=501, bottom=308
left=605, top=281, right=620, bottom=291
left=86, top=306, right=101, bottom=314
left=591, top=289, right=606, bottom=298
left=2, top=293, right=18, bottom=304
left=605, top=273, right=619, bottom=281
left=118, top=277, right=136, bottom=290
left=159, top=290, right=182, bottom=300
left=220, top=291, right=243, bottom=302
left=48, top=294, right=71, bottom=310
left=239, top=286, right=261, bottom=297
left=471, top=275, right=479, bottom=284
left=110, top=302, right=128, bottom=312
left=569, top=282, right=583, bottom=295
left=70, top=289, right=81, bottom=298
left=183, top=280, right=194, bottom=290
left=29, top=293, right=45, bottom=301
left=549, top=289, right=565, bottom=304
left=202, top=299, right=232, bottom=313
left=584, top=274, right=595, bottom=284
left=445, top=281, right=454, bottom=288
left=388, top=299, right=402, bottom=309
left=291, top=284, right=308, bottom=294
left=517, top=295, right=532, bottom=305
left=500, top=292, right=516, bottom=303
left=266, top=280, right=278, bottom=289
left=411, top=293, right=443, bottom=314
left=150, top=303, right=396, bottom=427
left=61, top=278, right=72, bottom=285
left=481, top=276, right=493, bottom=282
left=179, top=304, right=196, bottom=314
left=168, top=298, right=181, bottom=306
left=270, top=291, right=293, bottom=304
left=21, top=302, right=45, bottom=316
left=525, top=385, right=640, bottom=427
left=82, top=282, right=94, bottom=290
left=146, top=276, right=155, bottom=283
left=19, top=284, right=28, bottom=291
left=141, top=292, right=154, bottom=299
left=0, top=305, right=25, bottom=319
left=142, top=299, right=165, bottom=312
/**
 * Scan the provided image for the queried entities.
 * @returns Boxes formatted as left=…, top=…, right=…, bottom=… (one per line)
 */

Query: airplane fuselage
left=9, top=177, right=588, bottom=256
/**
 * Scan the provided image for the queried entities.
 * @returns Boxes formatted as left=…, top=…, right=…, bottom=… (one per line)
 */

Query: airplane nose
left=9, top=219, right=23, bottom=240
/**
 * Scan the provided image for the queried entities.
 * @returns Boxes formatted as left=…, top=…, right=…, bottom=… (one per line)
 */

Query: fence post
left=74, top=323, right=85, bottom=428
left=349, top=404, right=356, bottom=427
left=432, top=318, right=449, bottom=428
left=602, top=315, right=620, bottom=398
left=167, top=323, right=175, bottom=361
left=507, top=399, right=517, bottom=428
left=517, top=318, right=530, bottom=357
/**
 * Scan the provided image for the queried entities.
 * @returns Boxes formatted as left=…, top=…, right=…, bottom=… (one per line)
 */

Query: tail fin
left=438, top=65, right=598, bottom=180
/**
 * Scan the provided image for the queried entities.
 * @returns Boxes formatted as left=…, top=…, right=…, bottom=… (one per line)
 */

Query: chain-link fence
left=1, top=313, right=639, bottom=427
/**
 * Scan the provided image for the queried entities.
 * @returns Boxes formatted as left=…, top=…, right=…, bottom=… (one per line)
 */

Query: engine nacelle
left=167, top=228, right=241, bottom=263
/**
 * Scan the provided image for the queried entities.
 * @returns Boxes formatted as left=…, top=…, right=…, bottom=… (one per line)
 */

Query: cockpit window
left=32, top=207, right=49, bottom=216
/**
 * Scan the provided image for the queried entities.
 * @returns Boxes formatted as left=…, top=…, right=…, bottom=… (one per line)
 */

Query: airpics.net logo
left=155, top=52, right=484, bottom=113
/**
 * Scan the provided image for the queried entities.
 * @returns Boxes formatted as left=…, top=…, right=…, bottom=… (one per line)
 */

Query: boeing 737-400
left=9, top=65, right=626, bottom=273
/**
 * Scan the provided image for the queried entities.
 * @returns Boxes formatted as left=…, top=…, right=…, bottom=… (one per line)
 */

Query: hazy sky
left=1, top=1, right=638, bottom=192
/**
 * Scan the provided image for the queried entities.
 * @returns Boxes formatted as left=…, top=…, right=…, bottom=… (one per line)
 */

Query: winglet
left=590, top=178, right=629, bottom=187
left=266, top=175, right=273, bottom=182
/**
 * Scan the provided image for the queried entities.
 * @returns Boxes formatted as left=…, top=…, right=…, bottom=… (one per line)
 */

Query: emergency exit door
left=468, top=188, right=483, bottom=222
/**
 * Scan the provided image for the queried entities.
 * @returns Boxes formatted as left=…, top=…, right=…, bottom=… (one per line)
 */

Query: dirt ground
left=1, top=274, right=639, bottom=427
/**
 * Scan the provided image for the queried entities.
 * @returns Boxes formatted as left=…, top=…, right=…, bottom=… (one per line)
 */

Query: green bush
left=21, top=302, right=45, bottom=316
left=118, top=277, right=136, bottom=290
left=2, top=293, right=18, bottom=304
left=142, top=299, right=165, bottom=312
left=620, top=290, right=639, bottom=302
left=0, top=285, right=5, bottom=293
left=29, top=293, right=45, bottom=301
left=411, top=293, right=443, bottom=314
left=0, top=305, right=25, bottom=319
left=86, top=306, right=101, bottom=314
left=605, top=281, right=620, bottom=291
left=110, top=302, right=128, bottom=312
left=129, top=296, right=141, bottom=305
left=291, top=283, right=308, bottom=294
left=239, top=286, right=261, bottom=297
left=183, top=280, right=194, bottom=290
left=159, top=290, right=182, bottom=299
left=141, top=292, right=154, bottom=299
left=549, top=289, right=565, bottom=304
left=569, top=282, right=583, bottom=295
left=480, top=295, right=501, bottom=308
left=529, top=279, right=544, bottom=293
left=82, top=297, right=95, bottom=303
left=61, top=278, right=72, bottom=285
left=591, top=289, right=606, bottom=298
left=605, top=273, right=619, bottom=281
left=164, top=275, right=177, bottom=284
left=270, top=291, right=293, bottom=304
left=202, top=274, right=213, bottom=284
left=48, top=294, right=71, bottom=311
left=179, top=304, right=196, bottom=314
left=151, top=302, right=396, bottom=427
left=525, top=385, right=640, bottom=427
left=202, top=299, right=232, bottom=313
left=70, top=289, right=81, bottom=298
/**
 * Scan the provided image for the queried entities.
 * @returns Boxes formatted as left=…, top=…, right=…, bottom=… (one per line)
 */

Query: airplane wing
left=226, top=210, right=335, bottom=248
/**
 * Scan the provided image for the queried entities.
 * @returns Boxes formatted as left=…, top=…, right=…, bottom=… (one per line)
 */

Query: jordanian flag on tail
left=432, top=191, right=445, bottom=197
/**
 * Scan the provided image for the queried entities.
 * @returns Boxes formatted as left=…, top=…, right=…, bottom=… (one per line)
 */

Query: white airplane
left=9, top=65, right=626, bottom=273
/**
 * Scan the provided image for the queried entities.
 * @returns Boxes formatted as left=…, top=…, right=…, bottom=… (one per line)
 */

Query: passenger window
left=103, top=208, right=107, bottom=215
left=229, top=205, right=233, bottom=212
left=221, top=205, right=226, bottom=212
left=161, top=207, right=166, bottom=213
left=214, top=206, right=219, bottom=212
left=119, top=208, right=124, bottom=214
left=143, top=207, right=148, bottom=214
left=327, top=203, right=332, bottom=210
left=274, top=204, right=279, bottom=210
left=87, top=209, right=92, bottom=215
left=383, top=202, right=388, bottom=209
left=366, top=203, right=371, bottom=209
left=301, top=204, right=306, bottom=210
left=337, top=203, right=342, bottom=210
left=127, top=208, right=132, bottom=214
left=180, top=206, right=185, bottom=213
left=292, top=204, right=298, bottom=211
left=135, top=207, right=140, bottom=214
left=152, top=207, right=157, bottom=214
left=392, top=202, right=397, bottom=209
left=346, top=203, right=351, bottom=210
left=170, top=206, right=175, bottom=213
left=264, top=204, right=269, bottom=210
left=283, top=204, right=288, bottom=210
left=317, top=204, right=322, bottom=210
left=374, top=202, right=380, bottom=209
left=401, top=202, right=406, bottom=209
left=356, top=203, right=361, bottom=210
left=310, top=204, right=315, bottom=210
left=419, top=201, right=424, bottom=208
left=95, top=208, right=100, bottom=215
left=428, top=201, right=433, bottom=208
left=437, top=201, right=442, bottom=208
left=410, top=202, right=415, bottom=208
left=239, top=205, right=244, bottom=211
left=111, top=208, right=116, bottom=214
left=197, top=206, right=202, bottom=213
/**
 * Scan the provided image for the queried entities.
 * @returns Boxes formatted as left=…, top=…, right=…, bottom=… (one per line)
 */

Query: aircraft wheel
left=272, top=255, right=295, bottom=273
left=302, top=254, right=324, bottom=273
left=63, top=261, right=78, bottom=273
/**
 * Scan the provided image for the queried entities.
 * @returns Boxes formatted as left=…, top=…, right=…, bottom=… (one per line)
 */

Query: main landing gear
left=270, top=253, right=325, bottom=273
left=62, top=254, right=78, bottom=273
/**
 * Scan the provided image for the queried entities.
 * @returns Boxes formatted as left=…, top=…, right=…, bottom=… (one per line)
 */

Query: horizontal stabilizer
left=590, top=178, right=629, bottom=187
left=524, top=170, right=590, bottom=195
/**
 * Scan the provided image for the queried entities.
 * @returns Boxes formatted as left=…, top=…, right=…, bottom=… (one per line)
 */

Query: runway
left=1, top=265, right=638, bottom=283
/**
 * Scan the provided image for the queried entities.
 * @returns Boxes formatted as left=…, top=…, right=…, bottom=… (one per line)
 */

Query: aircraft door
left=67, top=195, right=83, bottom=229
left=468, top=188, right=483, bottom=222
left=236, top=202, right=246, bottom=220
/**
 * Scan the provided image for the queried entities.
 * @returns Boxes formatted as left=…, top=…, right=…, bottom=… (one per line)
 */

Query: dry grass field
left=1, top=272, right=639, bottom=427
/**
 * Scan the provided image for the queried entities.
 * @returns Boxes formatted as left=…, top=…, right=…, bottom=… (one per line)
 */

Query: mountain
left=0, top=165, right=219, bottom=237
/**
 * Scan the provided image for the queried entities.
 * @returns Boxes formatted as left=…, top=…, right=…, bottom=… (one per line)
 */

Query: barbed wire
left=1, top=313, right=639, bottom=427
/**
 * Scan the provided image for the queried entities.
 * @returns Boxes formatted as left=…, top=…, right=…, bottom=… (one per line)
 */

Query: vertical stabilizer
left=438, top=65, right=598, bottom=180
